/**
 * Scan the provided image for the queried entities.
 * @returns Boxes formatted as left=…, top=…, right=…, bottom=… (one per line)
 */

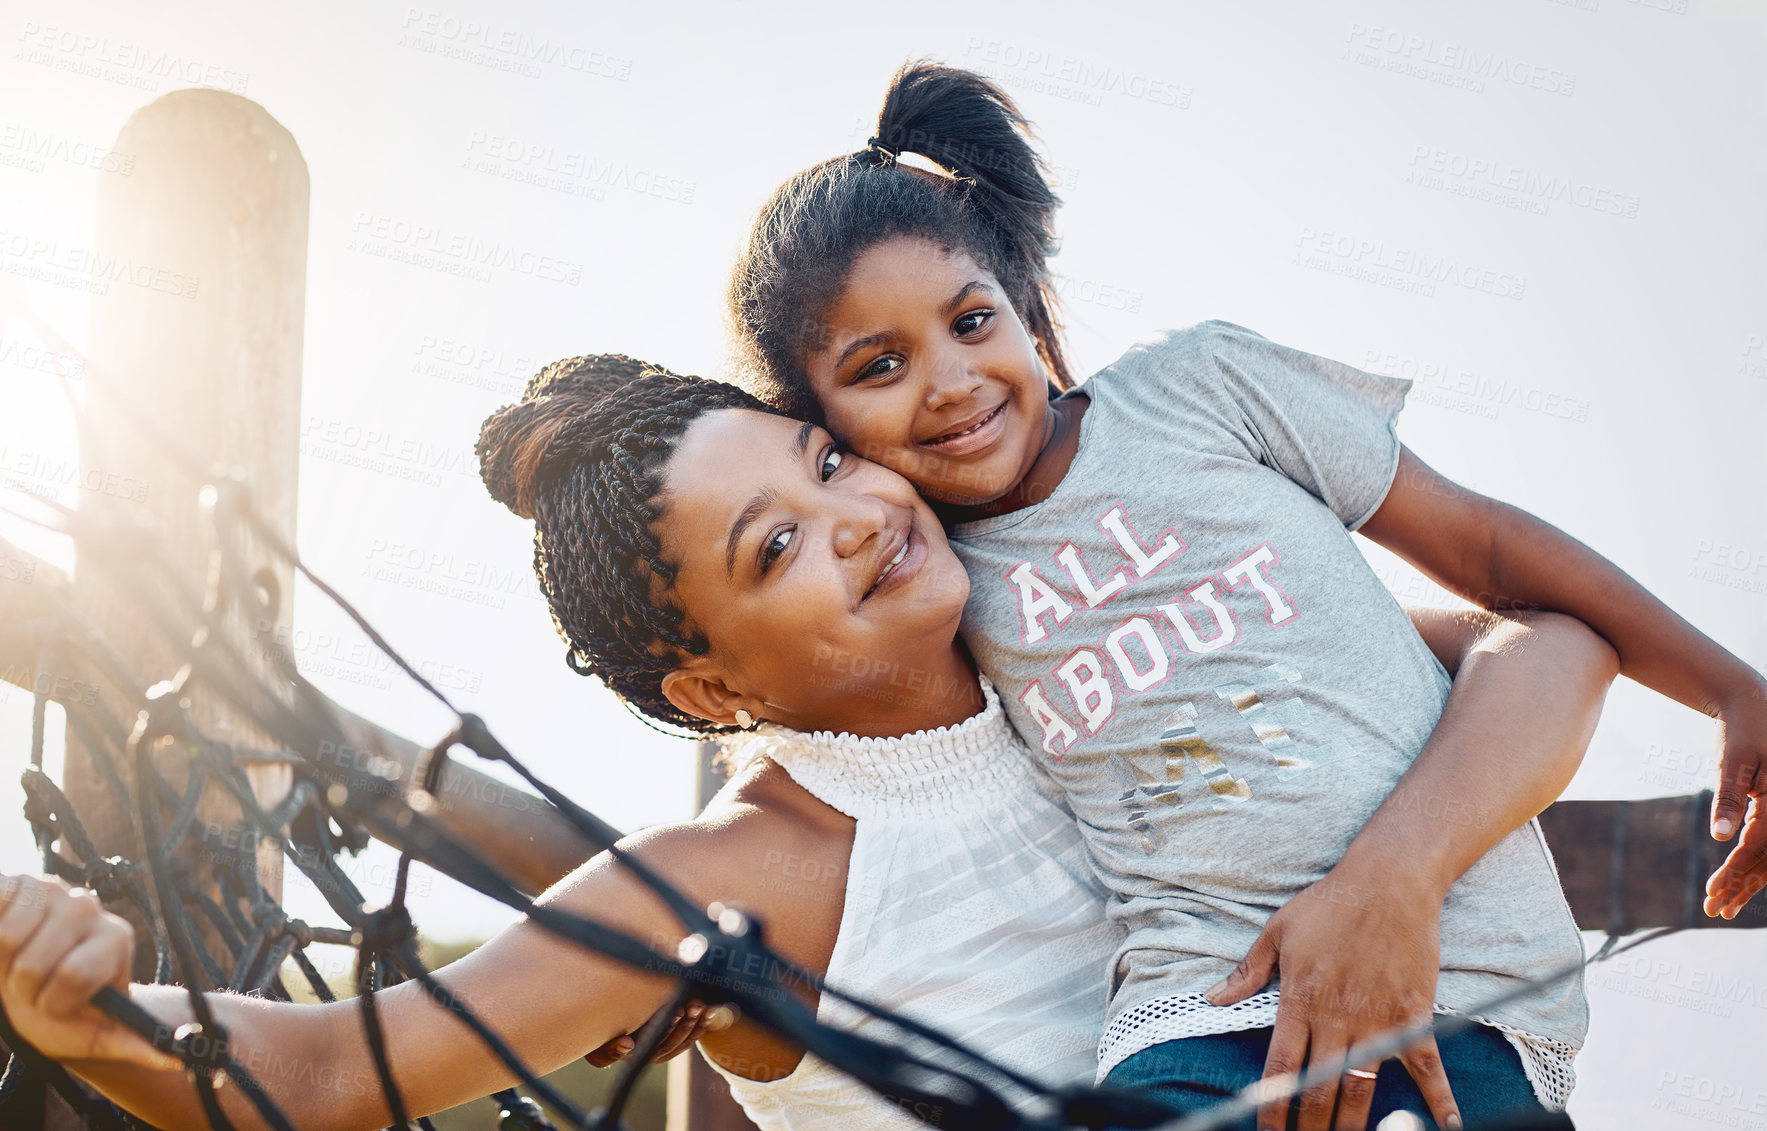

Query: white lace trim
left=721, top=676, right=1031, bottom=819
left=1096, top=990, right=1284, bottom=1083
left=1463, top=1011, right=1579, bottom=1114
left=1096, top=993, right=1579, bottom=1111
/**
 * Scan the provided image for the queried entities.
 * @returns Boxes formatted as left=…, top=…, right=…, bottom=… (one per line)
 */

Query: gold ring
left=1345, top=1067, right=1380, bottom=1081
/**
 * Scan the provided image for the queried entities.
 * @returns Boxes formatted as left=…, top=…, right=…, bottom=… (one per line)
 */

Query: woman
left=0, top=359, right=1617, bottom=1131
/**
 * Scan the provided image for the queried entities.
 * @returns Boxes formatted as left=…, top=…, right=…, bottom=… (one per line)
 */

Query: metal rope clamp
left=676, top=902, right=768, bottom=1008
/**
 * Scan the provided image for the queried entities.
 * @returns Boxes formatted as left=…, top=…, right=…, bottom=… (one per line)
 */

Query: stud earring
left=734, top=709, right=754, bottom=729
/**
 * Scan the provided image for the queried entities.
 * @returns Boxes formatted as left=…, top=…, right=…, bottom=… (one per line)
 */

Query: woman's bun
left=476, top=354, right=668, bottom=519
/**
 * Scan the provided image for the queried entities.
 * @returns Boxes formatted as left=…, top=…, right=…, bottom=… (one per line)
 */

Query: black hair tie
left=866, top=135, right=899, bottom=161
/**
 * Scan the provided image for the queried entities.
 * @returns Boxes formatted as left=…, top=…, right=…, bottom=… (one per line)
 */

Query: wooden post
left=67, top=89, right=308, bottom=951
left=668, top=741, right=760, bottom=1131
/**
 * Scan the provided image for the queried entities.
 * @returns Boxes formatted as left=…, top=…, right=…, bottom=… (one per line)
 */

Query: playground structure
left=0, top=89, right=1755, bottom=1131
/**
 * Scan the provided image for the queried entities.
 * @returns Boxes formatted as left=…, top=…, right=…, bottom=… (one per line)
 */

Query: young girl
left=0, top=361, right=1619, bottom=1131
left=723, top=61, right=1767, bottom=1127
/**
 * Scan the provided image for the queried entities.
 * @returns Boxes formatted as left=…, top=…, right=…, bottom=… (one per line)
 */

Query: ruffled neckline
left=723, top=678, right=1030, bottom=819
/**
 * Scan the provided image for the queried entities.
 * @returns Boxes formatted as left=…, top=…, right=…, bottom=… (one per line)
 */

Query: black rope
left=0, top=490, right=1684, bottom=1131
left=595, top=984, right=692, bottom=1131
left=3, top=314, right=1735, bottom=1131
left=109, top=486, right=1059, bottom=1118
left=0, top=1000, right=133, bottom=1131
left=127, top=691, right=236, bottom=1131
left=0, top=1030, right=49, bottom=1130
left=354, top=914, right=413, bottom=1131
left=0, top=455, right=1357, bottom=1131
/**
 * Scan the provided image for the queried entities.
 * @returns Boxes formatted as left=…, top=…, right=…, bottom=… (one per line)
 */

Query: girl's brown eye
left=820, top=448, right=845, bottom=480
left=953, top=309, right=993, bottom=337
left=858, top=355, right=902, bottom=381
left=761, top=528, right=795, bottom=572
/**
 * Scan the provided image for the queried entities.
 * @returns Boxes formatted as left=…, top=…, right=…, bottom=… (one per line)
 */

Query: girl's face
left=802, top=237, right=1054, bottom=508
left=656, top=408, right=973, bottom=735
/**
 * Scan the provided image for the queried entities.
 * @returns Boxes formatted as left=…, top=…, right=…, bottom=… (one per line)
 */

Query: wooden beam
left=1537, top=795, right=1764, bottom=932
left=1, top=536, right=596, bottom=898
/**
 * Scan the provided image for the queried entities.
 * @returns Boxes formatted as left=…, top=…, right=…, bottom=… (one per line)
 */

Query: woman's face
left=802, top=236, right=1053, bottom=507
left=657, top=408, right=972, bottom=733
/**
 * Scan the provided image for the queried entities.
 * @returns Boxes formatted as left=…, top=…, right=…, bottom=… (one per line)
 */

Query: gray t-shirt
left=949, top=321, right=1586, bottom=1086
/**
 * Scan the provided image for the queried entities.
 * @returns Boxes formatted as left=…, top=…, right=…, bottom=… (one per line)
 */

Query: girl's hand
left=584, top=1002, right=737, bottom=1067
left=1705, top=797, right=1766, bottom=921
left=1205, top=864, right=1460, bottom=1131
left=1707, top=680, right=1767, bottom=918
left=0, top=874, right=177, bottom=1071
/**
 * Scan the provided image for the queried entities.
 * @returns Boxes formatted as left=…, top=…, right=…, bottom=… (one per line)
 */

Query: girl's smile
left=918, top=399, right=1010, bottom=455
left=805, top=236, right=1066, bottom=513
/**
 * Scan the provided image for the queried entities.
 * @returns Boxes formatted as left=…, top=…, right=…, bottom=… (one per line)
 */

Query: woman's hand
left=1205, top=862, right=1459, bottom=1131
left=1706, top=681, right=1767, bottom=919
left=0, top=874, right=178, bottom=1071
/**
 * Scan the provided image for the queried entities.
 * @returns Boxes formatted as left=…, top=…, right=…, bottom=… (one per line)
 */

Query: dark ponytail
left=476, top=358, right=781, bottom=735
left=870, top=65, right=1063, bottom=359
left=730, top=60, right=1071, bottom=419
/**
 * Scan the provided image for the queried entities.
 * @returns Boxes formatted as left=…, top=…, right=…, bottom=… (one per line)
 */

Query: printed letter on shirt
left=1106, top=753, right=1166, bottom=848
left=1056, top=542, right=1130, bottom=607
left=1020, top=682, right=1080, bottom=757
left=1100, top=505, right=1184, bottom=577
left=1008, top=562, right=1075, bottom=644
left=1213, top=662, right=1346, bottom=770
left=1056, top=649, right=1116, bottom=734
left=1222, top=544, right=1296, bottom=625
left=1105, top=617, right=1171, bottom=692
left=1156, top=579, right=1240, bottom=654
left=1158, top=702, right=1251, bottom=803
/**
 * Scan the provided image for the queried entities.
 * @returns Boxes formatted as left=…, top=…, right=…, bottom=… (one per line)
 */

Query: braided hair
left=476, top=356, right=781, bottom=734
left=729, top=60, right=1071, bottom=421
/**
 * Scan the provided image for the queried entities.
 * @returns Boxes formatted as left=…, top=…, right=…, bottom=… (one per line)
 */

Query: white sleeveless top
left=706, top=679, right=1124, bottom=1131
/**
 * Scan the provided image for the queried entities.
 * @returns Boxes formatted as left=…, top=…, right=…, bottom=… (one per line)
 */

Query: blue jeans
left=1103, top=1023, right=1563, bottom=1129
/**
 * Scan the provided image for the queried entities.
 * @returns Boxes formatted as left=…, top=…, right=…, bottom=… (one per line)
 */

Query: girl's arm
left=1207, top=607, right=1618, bottom=1131
left=1, top=799, right=829, bottom=1131
left=1361, top=445, right=1767, bottom=914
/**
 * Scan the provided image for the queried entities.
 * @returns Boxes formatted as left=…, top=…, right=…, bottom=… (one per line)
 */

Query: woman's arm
left=3, top=789, right=839, bottom=1131
left=1360, top=445, right=1767, bottom=907
left=7, top=852, right=681, bottom=1130
left=331, top=703, right=602, bottom=897
left=1207, top=607, right=1618, bottom=1131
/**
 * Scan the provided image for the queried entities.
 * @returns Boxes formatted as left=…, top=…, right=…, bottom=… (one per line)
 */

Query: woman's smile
left=862, top=518, right=926, bottom=602
left=658, top=408, right=977, bottom=736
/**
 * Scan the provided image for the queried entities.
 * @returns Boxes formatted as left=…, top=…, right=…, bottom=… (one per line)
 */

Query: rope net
left=0, top=310, right=1680, bottom=1131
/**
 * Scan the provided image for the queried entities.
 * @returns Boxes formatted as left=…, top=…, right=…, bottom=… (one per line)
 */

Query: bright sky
left=0, top=2, right=1763, bottom=1128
